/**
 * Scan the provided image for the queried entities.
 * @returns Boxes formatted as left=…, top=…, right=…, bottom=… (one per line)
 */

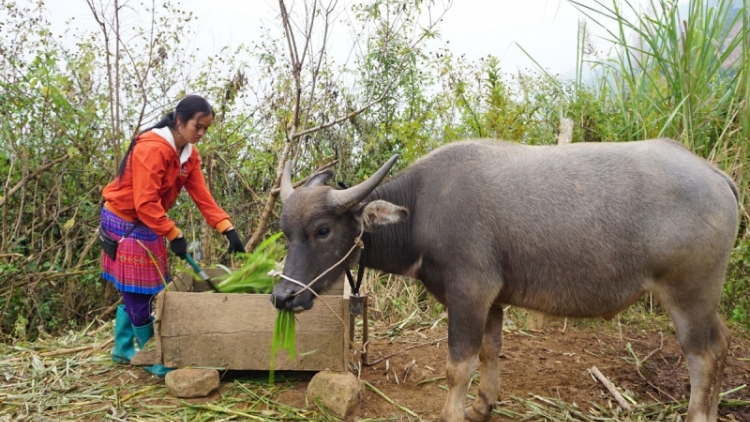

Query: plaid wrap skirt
left=100, top=207, right=170, bottom=295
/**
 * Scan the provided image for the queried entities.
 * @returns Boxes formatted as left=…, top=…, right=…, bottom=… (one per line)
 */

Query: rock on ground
left=165, top=368, right=220, bottom=398
left=306, top=370, right=363, bottom=418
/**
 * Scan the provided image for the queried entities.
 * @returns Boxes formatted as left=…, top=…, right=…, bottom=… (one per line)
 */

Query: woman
left=100, top=94, right=245, bottom=376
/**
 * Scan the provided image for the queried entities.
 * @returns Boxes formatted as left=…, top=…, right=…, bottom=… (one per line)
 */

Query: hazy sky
left=44, top=0, right=685, bottom=77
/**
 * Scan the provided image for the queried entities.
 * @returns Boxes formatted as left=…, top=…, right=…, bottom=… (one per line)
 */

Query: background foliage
left=1, top=0, right=748, bottom=341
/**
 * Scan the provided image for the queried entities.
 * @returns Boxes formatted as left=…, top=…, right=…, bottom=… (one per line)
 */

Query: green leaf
left=62, top=217, right=75, bottom=231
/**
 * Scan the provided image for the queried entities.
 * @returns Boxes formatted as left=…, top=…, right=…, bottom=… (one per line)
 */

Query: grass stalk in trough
left=208, top=232, right=298, bottom=383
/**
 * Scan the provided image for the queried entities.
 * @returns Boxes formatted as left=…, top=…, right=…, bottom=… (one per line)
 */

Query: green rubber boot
left=133, top=320, right=175, bottom=377
left=111, top=305, right=136, bottom=364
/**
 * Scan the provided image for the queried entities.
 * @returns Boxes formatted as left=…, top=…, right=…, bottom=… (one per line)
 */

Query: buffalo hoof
left=464, top=404, right=492, bottom=422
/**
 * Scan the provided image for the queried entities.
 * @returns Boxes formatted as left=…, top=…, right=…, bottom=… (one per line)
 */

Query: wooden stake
left=556, top=117, right=574, bottom=144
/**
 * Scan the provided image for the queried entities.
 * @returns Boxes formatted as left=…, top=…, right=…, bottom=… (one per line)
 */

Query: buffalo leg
left=440, top=301, right=487, bottom=422
left=465, top=305, right=504, bottom=421
left=677, top=311, right=730, bottom=422
left=660, top=279, right=730, bottom=422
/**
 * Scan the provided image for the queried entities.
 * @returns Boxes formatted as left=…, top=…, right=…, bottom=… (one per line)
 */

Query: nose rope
left=266, top=271, right=347, bottom=326
left=266, top=272, right=307, bottom=289
left=267, top=222, right=365, bottom=298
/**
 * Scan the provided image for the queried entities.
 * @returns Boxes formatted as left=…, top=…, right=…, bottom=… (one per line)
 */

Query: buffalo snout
left=270, top=283, right=314, bottom=311
left=270, top=289, right=289, bottom=310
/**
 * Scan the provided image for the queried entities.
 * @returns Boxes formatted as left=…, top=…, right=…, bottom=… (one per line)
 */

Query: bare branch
left=0, top=154, right=70, bottom=208
left=113, top=0, right=121, bottom=154
left=294, top=71, right=400, bottom=140
left=117, top=0, right=159, bottom=137
left=85, top=0, right=119, bottom=171
left=247, top=0, right=450, bottom=252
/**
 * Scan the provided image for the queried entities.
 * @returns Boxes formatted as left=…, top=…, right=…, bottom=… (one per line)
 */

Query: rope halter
left=267, top=221, right=365, bottom=298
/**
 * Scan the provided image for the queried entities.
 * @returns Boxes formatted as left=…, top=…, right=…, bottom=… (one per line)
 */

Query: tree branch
left=0, top=154, right=69, bottom=208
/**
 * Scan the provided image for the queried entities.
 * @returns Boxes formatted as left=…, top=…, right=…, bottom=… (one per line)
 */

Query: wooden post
left=557, top=117, right=574, bottom=145
left=362, top=295, right=369, bottom=363
left=526, top=310, right=546, bottom=332
left=526, top=116, right=575, bottom=332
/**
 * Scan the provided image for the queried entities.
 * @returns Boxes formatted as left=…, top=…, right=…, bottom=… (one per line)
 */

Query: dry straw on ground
left=0, top=319, right=326, bottom=421
left=2, top=315, right=747, bottom=421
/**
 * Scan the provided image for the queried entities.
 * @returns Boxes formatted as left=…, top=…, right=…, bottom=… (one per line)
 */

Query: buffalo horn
left=280, top=161, right=294, bottom=203
left=330, top=154, right=400, bottom=212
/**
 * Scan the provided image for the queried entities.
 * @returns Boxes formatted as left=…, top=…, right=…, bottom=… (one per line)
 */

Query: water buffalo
left=271, top=139, right=738, bottom=422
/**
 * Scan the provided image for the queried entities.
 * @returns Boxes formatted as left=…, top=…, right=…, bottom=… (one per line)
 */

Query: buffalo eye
left=316, top=226, right=330, bottom=238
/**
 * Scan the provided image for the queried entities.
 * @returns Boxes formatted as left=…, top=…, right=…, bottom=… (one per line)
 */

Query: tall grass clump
left=363, top=271, right=445, bottom=332
left=571, top=0, right=749, bottom=192
left=726, top=245, right=750, bottom=327
left=568, top=0, right=750, bottom=328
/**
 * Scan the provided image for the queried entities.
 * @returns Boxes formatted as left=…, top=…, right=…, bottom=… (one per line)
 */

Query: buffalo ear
left=360, top=200, right=409, bottom=230
left=304, top=169, right=334, bottom=188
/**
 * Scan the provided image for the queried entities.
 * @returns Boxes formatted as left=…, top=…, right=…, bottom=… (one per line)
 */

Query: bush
left=725, top=240, right=750, bottom=330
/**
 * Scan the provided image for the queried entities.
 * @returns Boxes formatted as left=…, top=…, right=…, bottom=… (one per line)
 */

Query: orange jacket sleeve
left=184, top=151, right=232, bottom=234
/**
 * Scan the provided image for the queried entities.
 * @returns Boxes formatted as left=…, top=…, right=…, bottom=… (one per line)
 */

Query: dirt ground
left=5, top=305, right=748, bottom=421
left=270, top=314, right=750, bottom=421
left=37, top=310, right=748, bottom=421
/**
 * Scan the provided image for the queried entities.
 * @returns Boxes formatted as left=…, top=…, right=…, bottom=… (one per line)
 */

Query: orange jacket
left=102, top=128, right=232, bottom=240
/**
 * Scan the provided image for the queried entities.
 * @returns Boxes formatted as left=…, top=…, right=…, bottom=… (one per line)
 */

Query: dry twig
left=364, top=336, right=447, bottom=366
left=589, top=366, right=632, bottom=411
left=627, top=332, right=678, bottom=402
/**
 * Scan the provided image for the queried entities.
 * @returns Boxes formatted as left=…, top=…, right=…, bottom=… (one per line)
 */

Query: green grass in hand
left=214, top=232, right=284, bottom=294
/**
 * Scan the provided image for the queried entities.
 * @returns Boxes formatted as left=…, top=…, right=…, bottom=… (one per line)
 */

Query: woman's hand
left=170, top=235, right=188, bottom=259
left=224, top=228, right=245, bottom=254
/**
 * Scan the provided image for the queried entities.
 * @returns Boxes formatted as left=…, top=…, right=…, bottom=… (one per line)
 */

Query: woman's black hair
left=115, top=95, right=214, bottom=179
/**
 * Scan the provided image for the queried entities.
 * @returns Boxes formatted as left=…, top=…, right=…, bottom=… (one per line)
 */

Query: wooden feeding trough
left=132, top=268, right=350, bottom=371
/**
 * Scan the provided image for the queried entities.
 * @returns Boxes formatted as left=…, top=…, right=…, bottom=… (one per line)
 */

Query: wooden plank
left=151, top=289, right=166, bottom=363
left=169, top=270, right=197, bottom=292
left=159, top=293, right=344, bottom=336
left=336, top=295, right=351, bottom=368
left=131, top=288, right=168, bottom=366
left=161, top=331, right=345, bottom=370
left=157, top=291, right=348, bottom=371
left=131, top=349, right=160, bottom=366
